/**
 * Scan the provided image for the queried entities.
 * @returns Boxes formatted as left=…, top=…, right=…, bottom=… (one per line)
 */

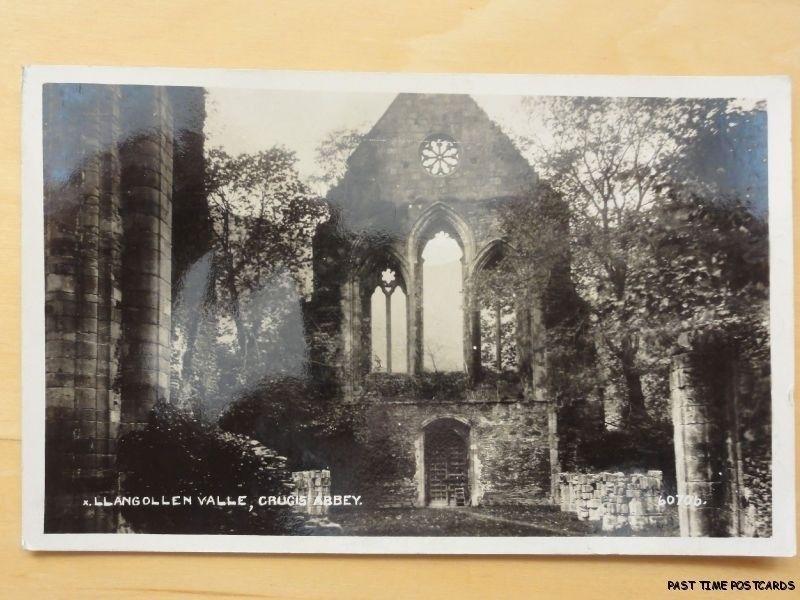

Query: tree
left=309, top=128, right=365, bottom=191
left=627, top=188, right=769, bottom=498
left=518, top=96, right=741, bottom=427
left=172, top=147, right=328, bottom=412
left=627, top=188, right=768, bottom=358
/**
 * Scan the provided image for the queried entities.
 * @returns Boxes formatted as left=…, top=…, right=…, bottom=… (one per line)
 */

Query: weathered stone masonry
left=118, top=87, right=174, bottom=429
left=43, top=84, right=200, bottom=532
left=359, top=393, right=552, bottom=507
left=670, top=346, right=747, bottom=536
left=315, top=94, right=559, bottom=507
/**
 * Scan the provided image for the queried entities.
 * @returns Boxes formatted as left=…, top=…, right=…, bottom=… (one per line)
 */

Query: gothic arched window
left=421, top=231, right=464, bottom=372
left=474, top=247, right=517, bottom=376
left=370, top=267, right=407, bottom=373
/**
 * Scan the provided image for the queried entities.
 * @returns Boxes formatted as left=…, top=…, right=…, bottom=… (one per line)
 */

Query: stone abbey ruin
left=43, top=85, right=770, bottom=537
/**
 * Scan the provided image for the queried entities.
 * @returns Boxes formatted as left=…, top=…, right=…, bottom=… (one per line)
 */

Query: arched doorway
left=423, top=418, right=470, bottom=507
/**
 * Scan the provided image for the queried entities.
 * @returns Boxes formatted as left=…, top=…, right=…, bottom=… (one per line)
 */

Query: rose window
left=419, top=134, right=460, bottom=176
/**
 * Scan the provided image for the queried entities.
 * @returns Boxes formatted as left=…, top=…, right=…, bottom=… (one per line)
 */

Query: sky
left=204, top=88, right=531, bottom=191
left=205, top=90, right=767, bottom=209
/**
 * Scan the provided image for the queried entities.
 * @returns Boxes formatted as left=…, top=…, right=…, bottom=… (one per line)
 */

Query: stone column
left=529, top=293, right=557, bottom=502
left=44, top=84, right=80, bottom=531
left=405, top=264, right=417, bottom=375
left=44, top=84, right=123, bottom=532
left=384, top=288, right=392, bottom=372
left=670, top=350, right=740, bottom=536
left=529, top=296, right=547, bottom=403
left=44, top=84, right=179, bottom=532
left=119, top=86, right=174, bottom=431
left=461, top=257, right=472, bottom=374
left=409, top=257, right=424, bottom=374
left=95, top=86, right=124, bottom=490
left=340, top=277, right=360, bottom=399
left=514, top=302, right=531, bottom=381
left=469, top=307, right=481, bottom=381
left=463, top=266, right=481, bottom=382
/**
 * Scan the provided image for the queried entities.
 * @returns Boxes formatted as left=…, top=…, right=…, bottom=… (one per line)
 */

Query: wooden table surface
left=1, top=1, right=798, bottom=598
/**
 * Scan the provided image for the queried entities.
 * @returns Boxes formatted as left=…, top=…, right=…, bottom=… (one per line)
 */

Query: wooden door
left=425, top=427, right=468, bottom=507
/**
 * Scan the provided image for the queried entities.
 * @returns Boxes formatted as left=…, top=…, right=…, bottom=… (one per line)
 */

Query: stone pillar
left=670, top=350, right=740, bottom=536
left=119, top=86, right=174, bottom=430
left=529, top=294, right=557, bottom=502
left=95, top=86, right=124, bottom=491
left=340, top=277, right=359, bottom=399
left=384, top=288, right=392, bottom=372
left=529, top=296, right=547, bottom=403
left=515, top=302, right=531, bottom=381
left=469, top=307, right=481, bottom=381
left=405, top=263, right=416, bottom=375
left=358, top=282, right=371, bottom=378
left=463, top=266, right=481, bottom=382
left=44, top=84, right=123, bottom=532
left=461, top=257, right=472, bottom=374
left=44, top=83, right=181, bottom=532
left=409, top=257, right=424, bottom=374
left=44, top=84, right=90, bottom=531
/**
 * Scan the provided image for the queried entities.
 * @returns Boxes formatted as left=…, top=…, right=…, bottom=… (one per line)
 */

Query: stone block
left=47, top=387, right=75, bottom=408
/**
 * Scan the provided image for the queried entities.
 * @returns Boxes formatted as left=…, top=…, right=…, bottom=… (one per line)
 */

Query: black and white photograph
left=21, top=68, right=794, bottom=555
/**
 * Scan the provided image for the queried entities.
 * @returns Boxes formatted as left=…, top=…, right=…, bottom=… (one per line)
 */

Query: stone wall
left=43, top=84, right=204, bottom=532
left=558, top=471, right=671, bottom=533
left=357, top=392, right=552, bottom=507
left=314, top=93, right=562, bottom=508
left=328, top=93, right=537, bottom=235
left=292, top=470, right=332, bottom=516
left=44, top=84, right=124, bottom=532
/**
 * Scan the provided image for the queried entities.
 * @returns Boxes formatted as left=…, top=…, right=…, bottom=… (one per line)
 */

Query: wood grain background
left=1, top=1, right=798, bottom=597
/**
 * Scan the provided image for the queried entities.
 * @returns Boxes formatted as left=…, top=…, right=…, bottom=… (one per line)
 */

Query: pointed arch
left=471, top=239, right=520, bottom=379
left=408, top=202, right=475, bottom=264
left=472, top=239, right=514, bottom=280
left=408, top=203, right=473, bottom=373
left=350, top=241, right=410, bottom=375
left=353, top=241, right=410, bottom=293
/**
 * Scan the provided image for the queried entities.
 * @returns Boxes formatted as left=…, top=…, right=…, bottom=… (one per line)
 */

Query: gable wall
left=327, top=93, right=536, bottom=235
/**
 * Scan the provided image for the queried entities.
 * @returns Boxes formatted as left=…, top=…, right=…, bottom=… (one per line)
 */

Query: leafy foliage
left=625, top=188, right=768, bottom=356
left=172, top=147, right=328, bottom=414
left=515, top=96, right=764, bottom=428
left=309, top=127, right=365, bottom=191
left=117, top=401, right=303, bottom=534
left=492, top=99, right=769, bottom=488
left=473, top=249, right=519, bottom=374
left=493, top=184, right=598, bottom=404
left=362, top=372, right=471, bottom=400
left=217, top=375, right=367, bottom=494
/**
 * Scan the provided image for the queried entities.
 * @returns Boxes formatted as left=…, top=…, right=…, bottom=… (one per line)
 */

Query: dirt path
left=457, top=509, right=574, bottom=536
left=330, top=506, right=595, bottom=537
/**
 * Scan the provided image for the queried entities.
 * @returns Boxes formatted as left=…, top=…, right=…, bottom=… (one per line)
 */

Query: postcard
left=21, top=67, right=794, bottom=554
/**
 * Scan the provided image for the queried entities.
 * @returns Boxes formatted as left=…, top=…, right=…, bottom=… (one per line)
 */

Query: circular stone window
left=419, top=134, right=460, bottom=176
